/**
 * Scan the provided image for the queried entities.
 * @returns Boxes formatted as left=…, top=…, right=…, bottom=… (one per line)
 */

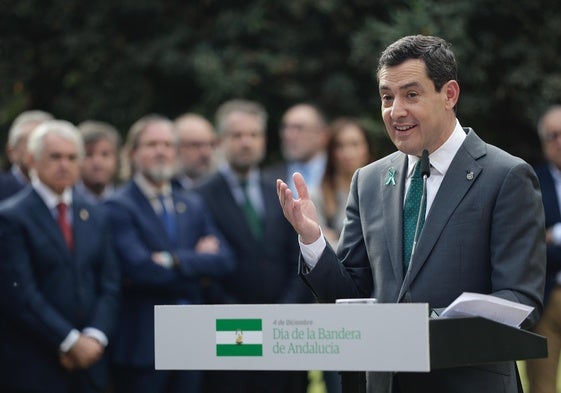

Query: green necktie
left=403, top=161, right=426, bottom=270
left=240, top=181, right=263, bottom=241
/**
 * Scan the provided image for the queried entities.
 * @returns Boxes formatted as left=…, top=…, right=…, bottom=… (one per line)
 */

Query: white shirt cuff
left=552, top=223, right=561, bottom=246
left=83, top=327, right=108, bottom=347
left=59, top=329, right=80, bottom=353
left=299, top=229, right=326, bottom=270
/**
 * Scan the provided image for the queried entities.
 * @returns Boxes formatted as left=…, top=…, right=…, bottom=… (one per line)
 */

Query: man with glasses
left=174, top=113, right=217, bottom=189
left=265, top=103, right=330, bottom=194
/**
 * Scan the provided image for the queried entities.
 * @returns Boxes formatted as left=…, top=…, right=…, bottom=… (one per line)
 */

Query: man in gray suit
left=277, top=35, right=546, bottom=393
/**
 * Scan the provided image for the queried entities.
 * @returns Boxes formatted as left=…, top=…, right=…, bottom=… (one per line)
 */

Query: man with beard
left=195, top=100, right=312, bottom=393
left=173, top=113, right=217, bottom=189
left=105, top=114, right=235, bottom=393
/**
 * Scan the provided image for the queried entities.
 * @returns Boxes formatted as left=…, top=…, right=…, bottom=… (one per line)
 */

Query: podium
left=341, top=316, right=547, bottom=392
left=154, top=304, right=546, bottom=393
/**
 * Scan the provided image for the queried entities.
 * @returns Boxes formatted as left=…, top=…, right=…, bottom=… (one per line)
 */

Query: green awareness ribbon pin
left=385, top=167, right=396, bottom=186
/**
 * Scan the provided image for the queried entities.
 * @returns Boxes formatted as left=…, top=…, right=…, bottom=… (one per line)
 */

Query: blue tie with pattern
left=158, top=194, right=177, bottom=245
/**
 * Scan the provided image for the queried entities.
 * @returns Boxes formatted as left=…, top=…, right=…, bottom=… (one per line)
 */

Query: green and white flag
left=216, top=319, right=263, bottom=357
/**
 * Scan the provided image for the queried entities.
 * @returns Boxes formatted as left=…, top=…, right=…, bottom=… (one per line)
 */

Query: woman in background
left=313, top=117, right=377, bottom=249
left=312, top=117, right=376, bottom=393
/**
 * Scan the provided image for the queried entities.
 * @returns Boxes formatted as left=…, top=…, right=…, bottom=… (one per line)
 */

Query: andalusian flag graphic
left=216, top=319, right=263, bottom=357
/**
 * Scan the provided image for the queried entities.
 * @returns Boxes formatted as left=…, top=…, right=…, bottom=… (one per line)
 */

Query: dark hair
left=321, top=117, right=376, bottom=220
left=377, top=35, right=457, bottom=92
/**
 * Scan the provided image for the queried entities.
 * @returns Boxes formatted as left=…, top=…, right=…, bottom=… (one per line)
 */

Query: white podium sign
left=155, top=303, right=429, bottom=372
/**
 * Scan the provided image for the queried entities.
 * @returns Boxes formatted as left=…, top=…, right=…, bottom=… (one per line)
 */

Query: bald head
left=174, top=113, right=217, bottom=181
left=280, top=104, right=329, bottom=162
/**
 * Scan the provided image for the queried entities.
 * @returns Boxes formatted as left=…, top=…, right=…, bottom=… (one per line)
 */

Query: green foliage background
left=2, top=0, right=561, bottom=165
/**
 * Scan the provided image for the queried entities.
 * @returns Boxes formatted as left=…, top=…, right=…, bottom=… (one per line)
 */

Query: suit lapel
left=173, top=194, right=189, bottom=245
left=72, top=194, right=93, bottom=264
left=260, top=178, right=278, bottom=240
left=28, top=190, right=73, bottom=259
left=382, top=154, right=408, bottom=282
left=130, top=182, right=170, bottom=243
left=220, top=173, right=262, bottom=243
left=398, top=129, right=485, bottom=301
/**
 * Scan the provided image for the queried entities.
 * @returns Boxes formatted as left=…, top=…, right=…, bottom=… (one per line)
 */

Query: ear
left=444, top=80, right=460, bottom=110
left=26, top=151, right=35, bottom=169
left=6, top=146, right=15, bottom=163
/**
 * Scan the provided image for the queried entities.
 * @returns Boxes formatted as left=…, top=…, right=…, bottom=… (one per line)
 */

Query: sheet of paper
left=440, top=292, right=533, bottom=328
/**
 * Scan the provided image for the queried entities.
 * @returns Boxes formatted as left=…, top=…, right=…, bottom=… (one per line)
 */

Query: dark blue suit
left=104, top=181, right=234, bottom=393
left=534, top=163, right=561, bottom=302
left=0, top=169, right=26, bottom=201
left=0, top=188, right=120, bottom=393
left=195, top=172, right=309, bottom=305
left=195, top=172, right=312, bottom=393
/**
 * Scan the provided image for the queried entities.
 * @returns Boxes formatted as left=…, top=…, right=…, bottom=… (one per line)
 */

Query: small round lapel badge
left=176, top=202, right=187, bottom=214
left=80, top=209, right=90, bottom=221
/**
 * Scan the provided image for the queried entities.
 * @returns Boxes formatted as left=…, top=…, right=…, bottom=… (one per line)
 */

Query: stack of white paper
left=440, top=292, right=533, bottom=328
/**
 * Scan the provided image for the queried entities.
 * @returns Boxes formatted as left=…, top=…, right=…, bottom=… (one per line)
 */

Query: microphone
left=408, top=149, right=430, bottom=270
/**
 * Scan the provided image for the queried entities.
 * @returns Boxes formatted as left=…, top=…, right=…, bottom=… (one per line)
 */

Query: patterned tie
left=158, top=194, right=177, bottom=245
left=57, top=202, right=73, bottom=250
left=403, top=161, right=426, bottom=270
left=240, top=181, right=263, bottom=241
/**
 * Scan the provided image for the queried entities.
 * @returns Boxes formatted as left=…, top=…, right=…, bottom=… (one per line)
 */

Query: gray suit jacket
left=301, top=129, right=546, bottom=393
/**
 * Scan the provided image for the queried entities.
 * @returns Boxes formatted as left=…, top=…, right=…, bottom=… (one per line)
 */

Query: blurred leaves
left=1, top=0, right=561, bottom=163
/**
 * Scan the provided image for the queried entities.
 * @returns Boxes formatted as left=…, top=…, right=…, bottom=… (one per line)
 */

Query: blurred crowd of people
left=0, top=102, right=378, bottom=393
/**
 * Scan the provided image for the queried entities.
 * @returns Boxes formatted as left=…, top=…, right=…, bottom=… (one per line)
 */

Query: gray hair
left=28, top=120, right=84, bottom=161
left=8, top=110, right=53, bottom=148
left=77, top=120, right=121, bottom=148
left=119, top=114, right=178, bottom=180
left=215, top=99, right=268, bottom=136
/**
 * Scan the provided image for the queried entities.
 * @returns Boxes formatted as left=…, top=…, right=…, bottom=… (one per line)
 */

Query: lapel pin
left=466, top=171, right=474, bottom=181
left=176, top=202, right=187, bottom=214
left=385, top=167, right=396, bottom=186
left=79, top=209, right=89, bottom=221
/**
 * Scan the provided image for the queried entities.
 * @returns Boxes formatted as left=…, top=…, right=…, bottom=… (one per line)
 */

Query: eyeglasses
left=180, top=141, right=216, bottom=150
left=280, top=123, right=320, bottom=133
left=544, top=131, right=561, bottom=143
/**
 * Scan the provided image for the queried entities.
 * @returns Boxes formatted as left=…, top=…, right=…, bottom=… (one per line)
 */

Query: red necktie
left=57, top=202, right=74, bottom=250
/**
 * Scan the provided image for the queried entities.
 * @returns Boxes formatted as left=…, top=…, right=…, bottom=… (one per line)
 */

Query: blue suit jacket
left=301, top=129, right=546, bottom=393
left=534, top=163, right=561, bottom=301
left=0, top=188, right=120, bottom=392
left=105, top=181, right=235, bottom=367
left=195, top=172, right=312, bottom=305
left=0, top=170, right=26, bottom=201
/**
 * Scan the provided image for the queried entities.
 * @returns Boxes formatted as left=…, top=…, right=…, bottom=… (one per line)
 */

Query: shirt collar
left=10, top=165, right=28, bottom=186
left=219, top=163, right=260, bottom=188
left=133, top=173, right=172, bottom=200
left=75, top=181, right=114, bottom=203
left=287, top=153, right=327, bottom=173
left=549, top=163, right=561, bottom=184
left=30, top=173, right=72, bottom=210
left=406, top=119, right=466, bottom=178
